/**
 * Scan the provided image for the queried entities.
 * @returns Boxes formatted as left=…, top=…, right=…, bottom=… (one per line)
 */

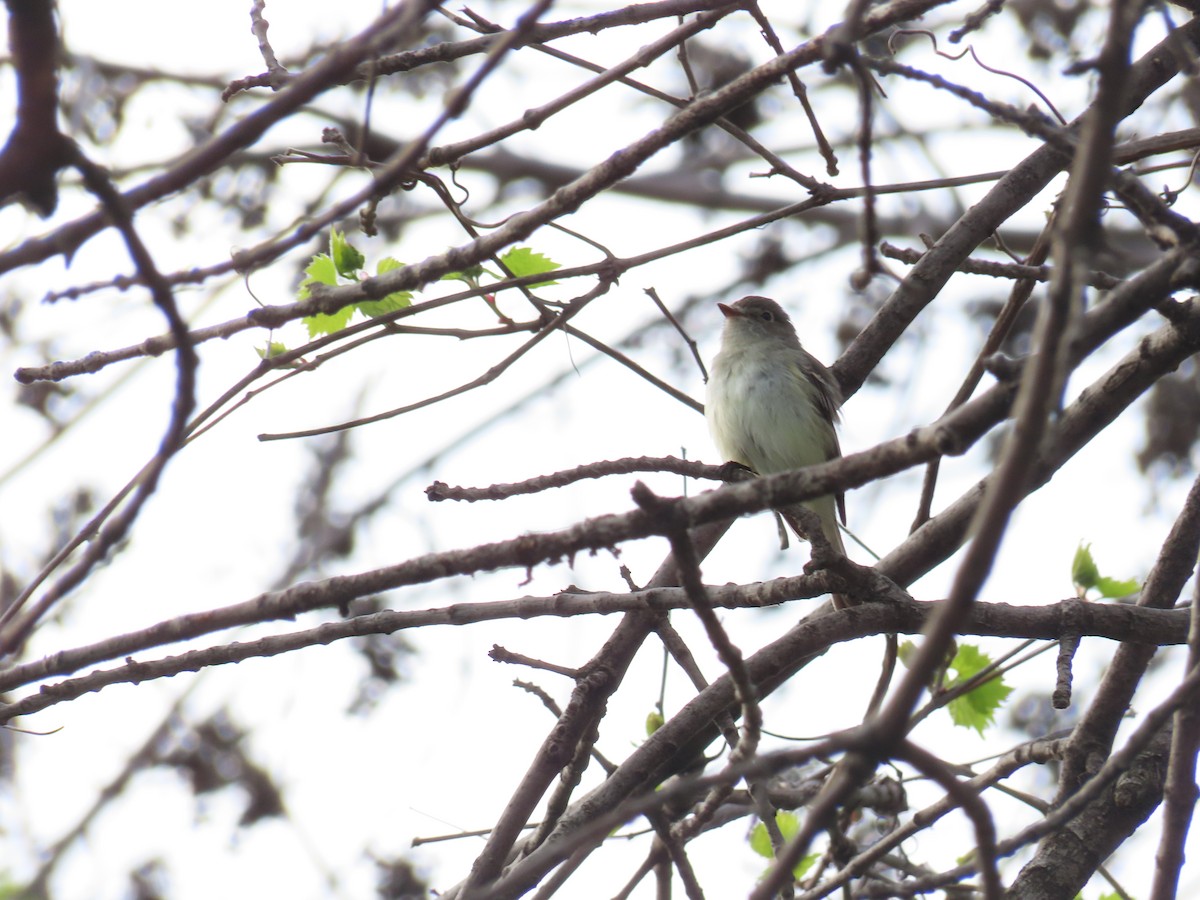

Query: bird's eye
left=759, top=310, right=773, bottom=321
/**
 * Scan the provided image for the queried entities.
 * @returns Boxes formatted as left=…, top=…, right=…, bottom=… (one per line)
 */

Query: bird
left=705, top=295, right=850, bottom=609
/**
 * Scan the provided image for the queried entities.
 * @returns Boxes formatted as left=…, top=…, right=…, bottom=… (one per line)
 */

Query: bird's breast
left=706, top=352, right=830, bottom=475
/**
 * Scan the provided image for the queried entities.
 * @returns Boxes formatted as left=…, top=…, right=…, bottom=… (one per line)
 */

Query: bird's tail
left=783, top=495, right=851, bottom=610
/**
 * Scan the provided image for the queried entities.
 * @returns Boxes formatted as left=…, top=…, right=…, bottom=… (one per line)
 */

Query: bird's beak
left=717, top=302, right=740, bottom=319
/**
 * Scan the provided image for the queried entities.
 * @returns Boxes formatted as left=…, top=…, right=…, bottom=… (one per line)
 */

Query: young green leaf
left=255, top=340, right=306, bottom=368
left=298, top=254, right=338, bottom=299
left=945, top=644, right=1013, bottom=735
left=330, top=228, right=365, bottom=279
left=356, top=297, right=409, bottom=318
left=1072, top=541, right=1140, bottom=599
left=299, top=252, right=356, bottom=335
left=441, top=263, right=488, bottom=286
left=645, top=711, right=664, bottom=736
left=304, top=304, right=356, bottom=338
left=749, top=820, right=776, bottom=859
left=749, top=812, right=815, bottom=879
left=1072, top=542, right=1100, bottom=593
left=255, top=341, right=289, bottom=360
left=749, top=812, right=799, bottom=859
left=500, top=246, right=561, bottom=287
left=949, top=643, right=991, bottom=681
left=358, top=257, right=413, bottom=317
left=1094, top=575, right=1140, bottom=599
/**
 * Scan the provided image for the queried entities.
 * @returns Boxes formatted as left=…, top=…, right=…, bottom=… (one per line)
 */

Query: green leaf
left=358, top=257, right=413, bottom=317
left=441, top=263, right=488, bottom=286
left=1072, top=541, right=1100, bottom=591
left=948, top=643, right=990, bottom=681
left=1072, top=541, right=1139, bottom=599
left=748, top=813, right=815, bottom=879
left=1094, top=575, right=1140, bottom=599
left=500, top=246, right=561, bottom=286
left=330, top=228, right=365, bottom=279
left=304, top=304, right=356, bottom=338
left=896, top=639, right=916, bottom=667
left=749, top=821, right=774, bottom=860
left=776, top=810, right=799, bottom=840
left=255, top=340, right=305, bottom=368
left=298, top=254, right=338, bottom=300
left=750, top=811, right=799, bottom=859
left=645, top=711, right=664, bottom=736
left=945, top=644, right=1013, bottom=735
left=358, top=294, right=412, bottom=317
left=299, top=253, right=356, bottom=334
left=793, top=853, right=818, bottom=880
left=255, top=341, right=289, bottom=360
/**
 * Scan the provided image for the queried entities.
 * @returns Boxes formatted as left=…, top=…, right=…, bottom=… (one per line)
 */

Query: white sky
left=0, top=1, right=1196, bottom=898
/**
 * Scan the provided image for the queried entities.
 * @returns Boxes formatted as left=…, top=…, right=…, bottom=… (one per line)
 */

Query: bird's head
left=717, top=295, right=800, bottom=346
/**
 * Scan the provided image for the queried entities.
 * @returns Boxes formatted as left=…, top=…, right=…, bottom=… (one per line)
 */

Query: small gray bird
left=706, top=295, right=849, bottom=608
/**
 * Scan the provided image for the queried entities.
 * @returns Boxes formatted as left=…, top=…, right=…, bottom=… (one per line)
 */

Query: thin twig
left=645, top=287, right=708, bottom=382
left=427, top=456, right=723, bottom=502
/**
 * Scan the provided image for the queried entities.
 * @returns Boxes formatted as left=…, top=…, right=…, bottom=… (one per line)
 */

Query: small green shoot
left=255, top=340, right=306, bottom=369
left=441, top=263, right=489, bottom=287
left=295, top=232, right=561, bottom=338
left=357, top=257, right=412, bottom=317
left=749, top=811, right=817, bottom=881
left=645, top=711, right=664, bottom=736
left=331, top=228, right=365, bottom=277
left=443, top=246, right=561, bottom=322
left=498, top=246, right=560, bottom=286
left=944, top=644, right=1013, bottom=735
left=898, top=640, right=1012, bottom=735
left=256, top=340, right=289, bottom=360
left=1072, top=542, right=1140, bottom=599
left=297, top=229, right=412, bottom=337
